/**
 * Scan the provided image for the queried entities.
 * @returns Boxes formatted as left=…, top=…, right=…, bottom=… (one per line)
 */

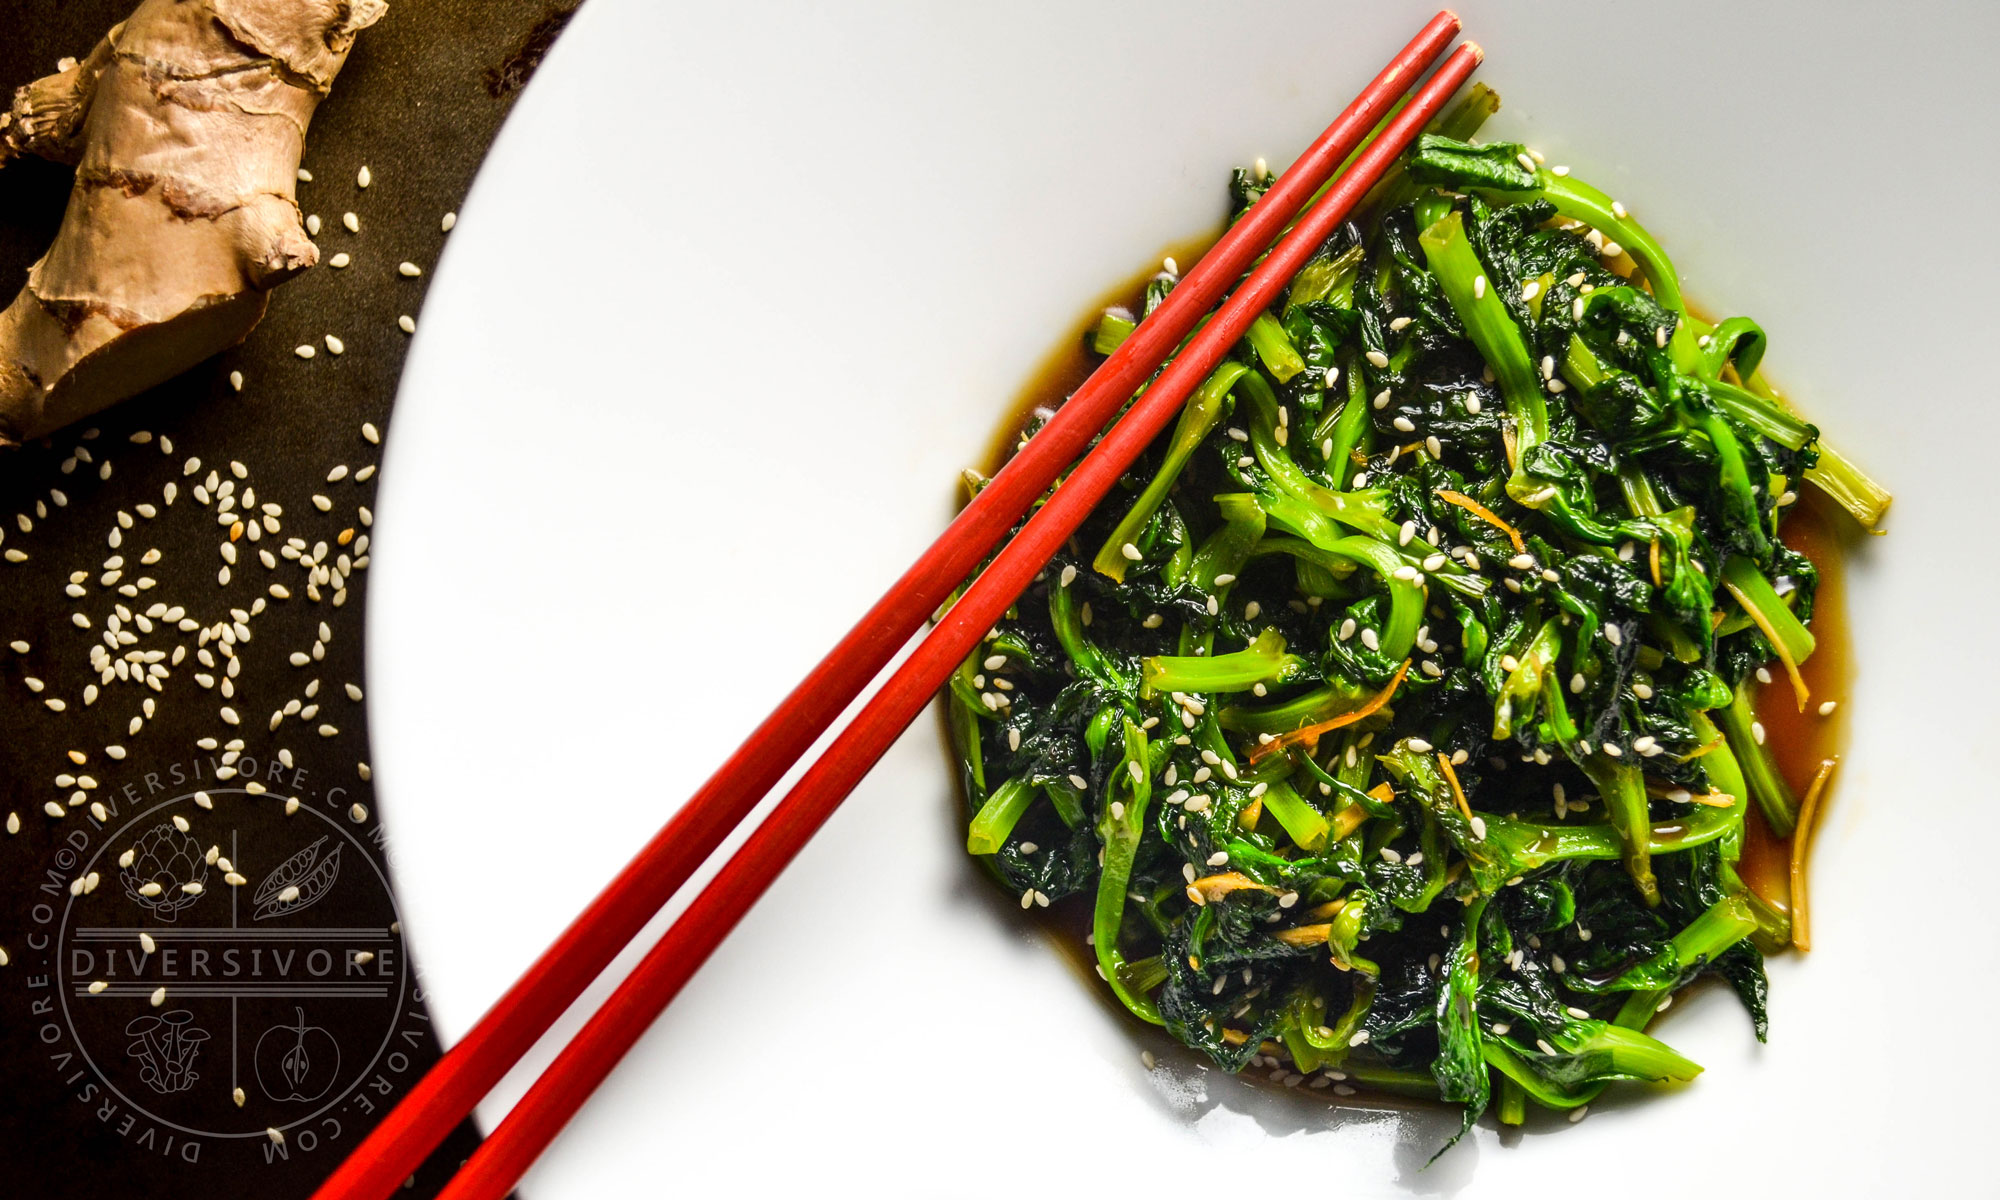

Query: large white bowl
left=370, top=3, right=1996, bottom=1196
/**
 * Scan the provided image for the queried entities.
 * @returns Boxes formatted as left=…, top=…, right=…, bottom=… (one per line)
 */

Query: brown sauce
left=977, top=232, right=1219, bottom=479
left=1736, top=487, right=1856, bottom=910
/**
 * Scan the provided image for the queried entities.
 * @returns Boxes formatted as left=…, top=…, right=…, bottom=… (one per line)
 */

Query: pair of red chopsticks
left=314, top=15, right=1481, bottom=1199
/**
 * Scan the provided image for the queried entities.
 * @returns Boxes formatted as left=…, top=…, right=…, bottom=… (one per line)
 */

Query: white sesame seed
left=1392, top=416, right=1415, bottom=433
left=1472, top=275, right=1487, bottom=300
left=1568, top=1105, right=1589, bottom=1123
left=1120, top=542, right=1143, bottom=562
left=1360, top=627, right=1380, bottom=651
left=342, top=211, right=359, bottom=232
left=1602, top=742, right=1622, bottom=757
left=1365, top=349, right=1389, bottom=368
left=295, top=344, right=316, bottom=359
left=1603, top=622, right=1622, bottom=646
left=330, top=252, right=351, bottom=268
left=398, top=261, right=422, bottom=277
left=1819, top=700, right=1838, bottom=716
left=1371, top=389, right=1390, bottom=411
left=356, top=164, right=372, bottom=188
left=1751, top=721, right=1767, bottom=745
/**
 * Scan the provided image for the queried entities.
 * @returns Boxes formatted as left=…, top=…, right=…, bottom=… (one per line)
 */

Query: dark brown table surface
left=0, top=2, right=578, bottom=1195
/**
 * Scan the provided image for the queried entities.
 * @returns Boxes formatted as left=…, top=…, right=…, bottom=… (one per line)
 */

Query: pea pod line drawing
left=252, top=836, right=341, bottom=920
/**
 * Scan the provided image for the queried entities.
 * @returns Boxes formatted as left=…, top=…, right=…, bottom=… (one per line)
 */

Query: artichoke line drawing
left=120, top=824, right=211, bottom=921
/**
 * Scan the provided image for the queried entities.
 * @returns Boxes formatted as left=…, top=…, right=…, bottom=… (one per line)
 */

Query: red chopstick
left=422, top=40, right=1483, bottom=1200
left=312, top=16, right=1466, bottom=1200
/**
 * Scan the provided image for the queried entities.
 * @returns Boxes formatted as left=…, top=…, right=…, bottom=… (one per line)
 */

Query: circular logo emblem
left=45, top=784, right=407, bottom=1156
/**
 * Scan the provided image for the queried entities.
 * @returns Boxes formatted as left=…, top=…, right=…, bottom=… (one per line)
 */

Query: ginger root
left=0, top=0, right=387, bottom=445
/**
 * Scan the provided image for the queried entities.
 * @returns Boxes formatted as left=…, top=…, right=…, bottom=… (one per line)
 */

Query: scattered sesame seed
left=1819, top=700, right=1838, bottom=716
left=330, top=252, right=351, bottom=269
left=1472, top=275, right=1487, bottom=300
left=295, top=344, right=316, bottom=359
left=342, top=211, right=359, bottom=232
left=397, top=261, right=422, bottom=277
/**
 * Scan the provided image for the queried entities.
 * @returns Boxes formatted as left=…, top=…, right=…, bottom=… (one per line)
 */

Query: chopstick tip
left=1462, top=40, right=1485, bottom=64
left=1437, top=8, right=1462, bottom=29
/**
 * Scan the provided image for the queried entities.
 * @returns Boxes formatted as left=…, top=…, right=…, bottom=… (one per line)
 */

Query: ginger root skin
left=0, top=0, right=387, bottom=445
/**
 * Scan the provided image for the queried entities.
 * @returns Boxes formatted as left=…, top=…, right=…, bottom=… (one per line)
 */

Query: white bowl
left=370, top=3, right=1996, bottom=1196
